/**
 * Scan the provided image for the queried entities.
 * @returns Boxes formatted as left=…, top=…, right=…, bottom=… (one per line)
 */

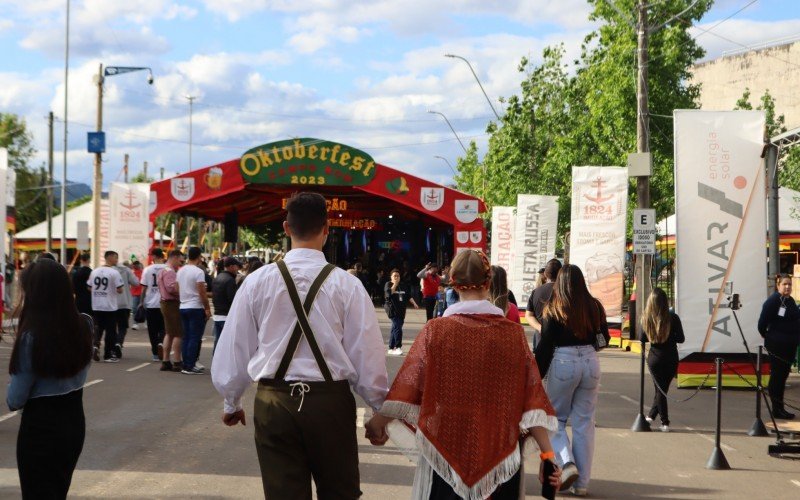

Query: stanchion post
left=748, top=346, right=769, bottom=437
left=706, top=357, right=731, bottom=470
left=631, top=338, right=651, bottom=432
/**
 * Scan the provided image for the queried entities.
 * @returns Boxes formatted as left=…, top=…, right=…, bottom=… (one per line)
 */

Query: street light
left=185, top=95, right=196, bottom=171
left=60, top=0, right=70, bottom=264
left=91, top=65, right=153, bottom=268
left=434, top=155, right=457, bottom=176
left=428, top=110, right=468, bottom=154
left=444, top=53, right=501, bottom=120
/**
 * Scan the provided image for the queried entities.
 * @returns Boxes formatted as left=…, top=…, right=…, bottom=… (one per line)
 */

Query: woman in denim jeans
left=534, top=265, right=609, bottom=497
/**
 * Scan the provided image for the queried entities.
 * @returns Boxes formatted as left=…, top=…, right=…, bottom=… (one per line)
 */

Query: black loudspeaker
left=224, top=212, right=239, bottom=243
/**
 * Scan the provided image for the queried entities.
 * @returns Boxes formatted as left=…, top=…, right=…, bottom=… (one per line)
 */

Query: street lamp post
left=444, top=53, right=501, bottom=121
left=428, top=110, right=468, bottom=154
left=185, top=95, right=196, bottom=170
left=61, top=0, right=70, bottom=264
left=434, top=155, right=457, bottom=176
left=91, top=65, right=153, bottom=268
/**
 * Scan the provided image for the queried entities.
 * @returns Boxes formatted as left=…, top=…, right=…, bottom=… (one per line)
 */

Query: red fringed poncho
left=381, top=310, right=557, bottom=499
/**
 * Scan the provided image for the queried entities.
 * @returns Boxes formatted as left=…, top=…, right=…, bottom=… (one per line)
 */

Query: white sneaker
left=195, top=362, right=205, bottom=370
left=559, top=462, right=580, bottom=492
left=570, top=486, right=588, bottom=496
left=645, top=416, right=653, bottom=424
left=394, top=348, right=403, bottom=355
left=131, top=324, right=139, bottom=330
left=659, top=424, right=670, bottom=433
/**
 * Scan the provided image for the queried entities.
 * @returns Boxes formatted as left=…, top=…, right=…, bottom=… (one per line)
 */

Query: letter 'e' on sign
left=633, top=208, right=656, bottom=255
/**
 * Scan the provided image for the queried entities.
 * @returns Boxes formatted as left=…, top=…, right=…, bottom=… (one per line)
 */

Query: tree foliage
left=455, top=0, right=713, bottom=235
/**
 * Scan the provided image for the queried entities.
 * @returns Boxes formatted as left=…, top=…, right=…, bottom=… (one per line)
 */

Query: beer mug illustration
left=205, top=167, right=223, bottom=189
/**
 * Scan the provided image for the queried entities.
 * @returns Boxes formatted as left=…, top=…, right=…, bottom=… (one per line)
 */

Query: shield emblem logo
left=455, top=200, right=479, bottom=223
left=456, top=231, right=469, bottom=244
left=470, top=231, right=482, bottom=244
left=420, top=187, right=444, bottom=211
left=171, top=178, right=195, bottom=202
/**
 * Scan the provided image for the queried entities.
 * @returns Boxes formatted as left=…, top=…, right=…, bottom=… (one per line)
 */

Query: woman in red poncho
left=367, top=250, right=560, bottom=499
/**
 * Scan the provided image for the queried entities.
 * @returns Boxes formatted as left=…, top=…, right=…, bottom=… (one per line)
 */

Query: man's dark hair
left=151, top=248, right=164, bottom=259
left=37, top=253, right=56, bottom=261
left=168, top=250, right=183, bottom=259
left=286, top=192, right=327, bottom=240
left=80, top=253, right=90, bottom=262
left=544, top=258, right=563, bottom=281
left=187, top=246, right=202, bottom=260
left=104, top=250, right=118, bottom=259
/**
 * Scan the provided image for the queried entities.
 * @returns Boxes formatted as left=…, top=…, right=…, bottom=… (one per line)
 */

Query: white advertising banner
left=490, top=206, right=516, bottom=284
left=512, top=195, right=559, bottom=307
left=674, top=110, right=766, bottom=357
left=107, top=183, right=150, bottom=263
left=569, top=167, right=628, bottom=318
left=0, top=148, right=7, bottom=278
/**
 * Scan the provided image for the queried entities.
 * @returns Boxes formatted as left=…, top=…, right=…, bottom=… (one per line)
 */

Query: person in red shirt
left=417, top=263, right=442, bottom=322
left=130, top=261, right=144, bottom=330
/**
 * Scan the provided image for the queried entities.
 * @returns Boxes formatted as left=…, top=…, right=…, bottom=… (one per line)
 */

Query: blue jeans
left=545, top=345, right=600, bottom=490
left=389, top=316, right=405, bottom=349
left=180, top=309, right=206, bottom=370
left=213, top=320, right=225, bottom=355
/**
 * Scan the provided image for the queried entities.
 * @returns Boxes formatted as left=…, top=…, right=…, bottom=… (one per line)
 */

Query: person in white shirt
left=87, top=251, right=124, bottom=362
left=112, top=260, right=140, bottom=358
left=177, top=246, right=211, bottom=375
left=141, top=248, right=168, bottom=362
left=212, top=192, right=388, bottom=499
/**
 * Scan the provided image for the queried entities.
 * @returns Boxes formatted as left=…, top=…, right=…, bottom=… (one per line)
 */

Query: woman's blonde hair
left=642, top=287, right=671, bottom=344
left=449, top=250, right=492, bottom=291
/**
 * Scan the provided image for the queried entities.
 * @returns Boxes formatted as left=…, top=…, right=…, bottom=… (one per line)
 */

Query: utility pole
left=634, top=0, right=652, bottom=342
left=61, top=0, right=70, bottom=264
left=160, top=167, right=164, bottom=180
left=47, top=112, right=54, bottom=253
left=91, top=63, right=104, bottom=269
left=123, top=153, right=129, bottom=183
left=186, top=95, right=196, bottom=171
left=143, top=160, right=148, bottom=180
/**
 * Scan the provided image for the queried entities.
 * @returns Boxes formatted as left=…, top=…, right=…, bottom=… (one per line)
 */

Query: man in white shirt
left=177, top=246, right=211, bottom=375
left=87, top=251, right=125, bottom=362
left=141, top=248, right=167, bottom=362
left=113, top=259, right=140, bottom=358
left=212, top=192, right=388, bottom=499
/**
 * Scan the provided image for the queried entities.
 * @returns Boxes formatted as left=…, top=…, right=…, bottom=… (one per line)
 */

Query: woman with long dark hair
left=642, top=287, right=685, bottom=432
left=534, top=264, right=609, bottom=497
left=7, top=258, right=93, bottom=499
left=489, top=265, right=520, bottom=322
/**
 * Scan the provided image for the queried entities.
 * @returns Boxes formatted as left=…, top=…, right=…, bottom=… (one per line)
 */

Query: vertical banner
left=674, top=110, right=766, bottom=362
left=490, top=206, right=516, bottom=285
left=569, top=167, right=628, bottom=319
left=0, top=148, right=7, bottom=298
left=512, top=195, right=559, bottom=307
left=107, top=183, right=150, bottom=263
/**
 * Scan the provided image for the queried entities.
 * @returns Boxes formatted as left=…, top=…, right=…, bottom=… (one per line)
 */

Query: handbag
left=133, top=304, right=147, bottom=323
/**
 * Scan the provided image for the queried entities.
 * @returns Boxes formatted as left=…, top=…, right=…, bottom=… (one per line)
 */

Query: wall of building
left=690, top=40, right=800, bottom=130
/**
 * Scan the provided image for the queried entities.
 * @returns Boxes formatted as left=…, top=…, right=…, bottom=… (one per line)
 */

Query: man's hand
left=205, top=308, right=212, bottom=320
left=365, top=415, right=390, bottom=446
left=222, top=409, right=246, bottom=426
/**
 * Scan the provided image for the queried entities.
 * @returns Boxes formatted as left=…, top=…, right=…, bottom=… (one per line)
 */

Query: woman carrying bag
left=7, top=258, right=94, bottom=499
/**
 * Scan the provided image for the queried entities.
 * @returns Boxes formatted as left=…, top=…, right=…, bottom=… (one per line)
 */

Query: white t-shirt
left=141, top=263, right=167, bottom=309
left=177, top=264, right=207, bottom=309
left=87, top=266, right=124, bottom=312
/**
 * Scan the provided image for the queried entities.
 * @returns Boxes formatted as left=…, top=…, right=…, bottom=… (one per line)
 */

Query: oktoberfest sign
left=569, top=167, right=628, bottom=318
left=674, top=110, right=766, bottom=358
left=240, top=138, right=376, bottom=186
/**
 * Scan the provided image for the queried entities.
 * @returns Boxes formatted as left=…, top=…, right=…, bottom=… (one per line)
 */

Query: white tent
left=657, top=187, right=800, bottom=236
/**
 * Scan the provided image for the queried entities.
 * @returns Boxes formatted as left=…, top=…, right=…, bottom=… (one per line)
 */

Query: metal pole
left=60, top=0, right=70, bottom=264
left=444, top=54, right=501, bottom=120
left=428, top=111, right=468, bottom=154
left=749, top=346, right=769, bottom=436
left=143, top=161, right=148, bottom=180
left=634, top=0, right=653, bottom=341
left=434, top=155, right=457, bottom=176
left=186, top=95, right=196, bottom=171
left=123, top=153, right=129, bottom=183
left=766, top=145, right=780, bottom=277
left=706, top=357, right=731, bottom=470
left=631, top=337, right=651, bottom=431
left=47, top=111, right=54, bottom=253
left=91, top=63, right=103, bottom=269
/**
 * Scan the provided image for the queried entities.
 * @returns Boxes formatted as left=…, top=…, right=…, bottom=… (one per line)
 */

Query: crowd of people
left=6, top=190, right=799, bottom=499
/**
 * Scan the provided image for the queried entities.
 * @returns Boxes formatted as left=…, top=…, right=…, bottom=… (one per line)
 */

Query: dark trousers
left=423, top=297, right=437, bottom=322
left=213, top=320, right=225, bottom=355
left=17, top=389, right=85, bottom=500
left=766, top=339, right=798, bottom=410
left=647, top=348, right=678, bottom=425
left=429, top=467, right=521, bottom=500
left=145, top=308, right=165, bottom=356
left=180, top=308, right=206, bottom=370
left=254, top=379, right=360, bottom=499
left=389, top=316, right=405, bottom=349
left=116, top=308, right=131, bottom=345
left=92, top=310, right=118, bottom=359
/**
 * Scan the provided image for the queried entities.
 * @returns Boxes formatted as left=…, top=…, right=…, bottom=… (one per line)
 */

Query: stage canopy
left=150, top=138, right=487, bottom=253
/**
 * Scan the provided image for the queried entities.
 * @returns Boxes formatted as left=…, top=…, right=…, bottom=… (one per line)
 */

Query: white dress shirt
left=211, top=248, right=389, bottom=414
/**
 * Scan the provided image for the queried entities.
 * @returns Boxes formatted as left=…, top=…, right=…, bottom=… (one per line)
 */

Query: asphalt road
left=0, top=309, right=798, bottom=499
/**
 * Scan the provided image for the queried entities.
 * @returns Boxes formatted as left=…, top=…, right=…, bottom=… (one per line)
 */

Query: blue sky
left=1, top=0, right=799, bottom=189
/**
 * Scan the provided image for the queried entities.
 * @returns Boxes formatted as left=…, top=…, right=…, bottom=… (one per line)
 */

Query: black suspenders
left=274, top=260, right=336, bottom=382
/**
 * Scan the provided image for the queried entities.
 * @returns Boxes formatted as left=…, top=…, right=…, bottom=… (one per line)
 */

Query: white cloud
left=693, top=19, right=800, bottom=61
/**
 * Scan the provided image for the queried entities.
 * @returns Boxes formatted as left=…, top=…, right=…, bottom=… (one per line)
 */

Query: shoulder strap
left=275, top=260, right=337, bottom=382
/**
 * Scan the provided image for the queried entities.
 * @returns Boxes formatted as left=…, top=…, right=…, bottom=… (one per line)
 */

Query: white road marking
left=791, top=480, right=800, bottom=488
left=684, top=427, right=735, bottom=451
left=619, top=395, right=638, bottom=405
left=0, top=379, right=104, bottom=423
left=126, top=363, right=151, bottom=372
left=356, top=407, right=366, bottom=428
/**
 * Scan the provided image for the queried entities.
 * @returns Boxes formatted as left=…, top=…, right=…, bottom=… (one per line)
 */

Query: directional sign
left=633, top=208, right=656, bottom=255
left=87, top=132, right=105, bottom=153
